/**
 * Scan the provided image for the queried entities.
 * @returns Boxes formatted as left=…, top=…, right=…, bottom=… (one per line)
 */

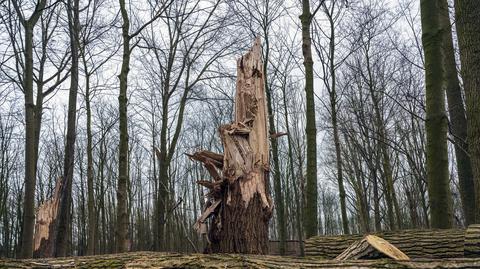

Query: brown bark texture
left=188, top=38, right=273, bottom=254
left=305, top=226, right=480, bottom=259
left=3, top=252, right=480, bottom=268
left=454, top=0, right=480, bottom=223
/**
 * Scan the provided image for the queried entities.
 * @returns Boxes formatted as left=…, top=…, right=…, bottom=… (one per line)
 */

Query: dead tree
left=189, top=38, right=273, bottom=254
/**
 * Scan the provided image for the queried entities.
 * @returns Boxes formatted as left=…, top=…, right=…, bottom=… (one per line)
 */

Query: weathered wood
left=186, top=151, right=224, bottom=169
left=33, top=178, right=62, bottom=258
left=335, top=235, right=409, bottom=261
left=306, top=227, right=480, bottom=259
left=3, top=252, right=480, bottom=268
left=268, top=240, right=302, bottom=256
left=189, top=38, right=273, bottom=254
left=465, top=224, right=480, bottom=257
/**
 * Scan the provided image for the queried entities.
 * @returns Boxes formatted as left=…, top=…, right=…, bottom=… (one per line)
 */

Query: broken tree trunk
left=33, top=178, right=62, bottom=258
left=188, top=38, right=273, bottom=254
left=305, top=226, right=480, bottom=259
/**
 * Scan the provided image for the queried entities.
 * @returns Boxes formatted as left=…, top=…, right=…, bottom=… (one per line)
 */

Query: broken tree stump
left=305, top=226, right=480, bottom=259
left=33, top=178, right=62, bottom=258
left=335, top=235, right=409, bottom=260
left=188, top=38, right=273, bottom=254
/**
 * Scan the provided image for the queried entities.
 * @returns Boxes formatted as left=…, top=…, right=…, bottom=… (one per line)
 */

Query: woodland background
left=0, top=0, right=474, bottom=258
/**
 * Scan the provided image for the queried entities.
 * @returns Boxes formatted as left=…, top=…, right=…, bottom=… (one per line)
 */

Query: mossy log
left=3, top=251, right=480, bottom=269
left=305, top=225, right=480, bottom=259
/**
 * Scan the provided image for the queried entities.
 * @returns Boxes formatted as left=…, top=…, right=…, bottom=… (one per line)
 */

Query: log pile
left=2, top=251, right=480, bottom=268
left=305, top=225, right=480, bottom=259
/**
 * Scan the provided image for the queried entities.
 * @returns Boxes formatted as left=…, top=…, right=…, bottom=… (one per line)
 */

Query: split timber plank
left=2, top=252, right=480, bottom=269
left=335, top=235, right=409, bottom=260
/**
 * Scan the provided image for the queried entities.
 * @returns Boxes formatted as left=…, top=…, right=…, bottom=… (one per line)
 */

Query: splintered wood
left=188, top=38, right=273, bottom=254
left=33, top=178, right=62, bottom=258
left=335, top=235, right=410, bottom=261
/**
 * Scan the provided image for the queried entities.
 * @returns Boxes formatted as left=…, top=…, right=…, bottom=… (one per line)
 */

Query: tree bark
left=263, top=38, right=286, bottom=255
left=300, top=0, right=319, bottom=239
left=454, top=0, right=480, bottom=223
left=439, top=0, right=476, bottom=226
left=53, top=0, right=80, bottom=256
left=420, top=0, right=453, bottom=229
left=116, top=0, right=131, bottom=253
left=190, top=38, right=273, bottom=254
left=21, top=22, right=38, bottom=260
left=282, top=81, right=304, bottom=256
left=85, top=70, right=95, bottom=256
left=13, top=0, right=47, bottom=257
left=5, top=251, right=480, bottom=268
left=305, top=226, right=480, bottom=258
left=325, top=10, right=349, bottom=234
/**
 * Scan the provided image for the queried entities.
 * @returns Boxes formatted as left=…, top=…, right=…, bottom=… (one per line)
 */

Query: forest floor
left=2, top=251, right=480, bottom=268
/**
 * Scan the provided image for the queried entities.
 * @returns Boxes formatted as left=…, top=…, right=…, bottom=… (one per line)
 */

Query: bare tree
left=300, top=0, right=325, bottom=239
left=3, top=0, right=69, bottom=257
left=420, top=0, right=452, bottom=228
left=115, top=0, right=172, bottom=252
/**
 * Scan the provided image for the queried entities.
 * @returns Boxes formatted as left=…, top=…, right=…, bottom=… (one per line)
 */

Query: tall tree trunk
left=420, top=0, right=453, bottom=229
left=454, top=0, right=480, bottom=223
left=156, top=148, right=168, bottom=251
left=439, top=0, right=476, bottom=225
left=321, top=7, right=349, bottom=235
left=263, top=39, right=286, bottom=255
left=300, top=0, right=318, bottom=239
left=83, top=67, right=96, bottom=255
left=15, top=0, right=46, bottom=254
left=53, top=0, right=79, bottom=257
left=20, top=22, right=37, bottom=259
left=116, top=0, right=131, bottom=253
left=282, top=80, right=304, bottom=256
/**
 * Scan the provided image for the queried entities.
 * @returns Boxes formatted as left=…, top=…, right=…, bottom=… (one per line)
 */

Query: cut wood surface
left=306, top=226, right=480, bottom=259
left=335, top=235, right=409, bottom=260
left=2, top=252, right=480, bottom=269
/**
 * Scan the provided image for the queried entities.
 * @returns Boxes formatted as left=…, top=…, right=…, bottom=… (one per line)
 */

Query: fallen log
left=305, top=225, right=480, bottom=259
left=2, top=251, right=480, bottom=268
